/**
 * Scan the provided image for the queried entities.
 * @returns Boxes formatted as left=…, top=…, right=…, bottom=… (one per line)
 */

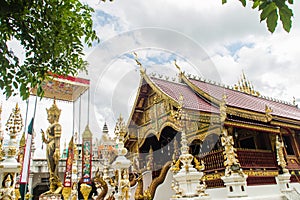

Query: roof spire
left=174, top=59, right=182, bottom=72
left=234, top=71, right=260, bottom=97
left=133, top=52, right=145, bottom=75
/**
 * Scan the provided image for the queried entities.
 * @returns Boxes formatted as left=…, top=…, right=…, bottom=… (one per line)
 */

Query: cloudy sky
left=1, top=0, right=300, bottom=158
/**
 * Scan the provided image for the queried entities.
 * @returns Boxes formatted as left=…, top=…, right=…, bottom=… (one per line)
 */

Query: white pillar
left=221, top=173, right=248, bottom=198
left=28, top=173, right=34, bottom=200
left=276, top=172, right=292, bottom=193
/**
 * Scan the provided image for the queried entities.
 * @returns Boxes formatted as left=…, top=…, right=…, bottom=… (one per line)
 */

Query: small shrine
left=0, top=104, right=23, bottom=200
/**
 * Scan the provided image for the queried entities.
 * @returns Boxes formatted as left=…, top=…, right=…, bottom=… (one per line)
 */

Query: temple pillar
left=276, top=173, right=292, bottom=193
left=221, top=173, right=248, bottom=198
left=28, top=173, right=34, bottom=200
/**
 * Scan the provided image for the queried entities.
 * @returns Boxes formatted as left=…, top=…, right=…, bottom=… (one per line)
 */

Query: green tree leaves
left=222, top=0, right=293, bottom=33
left=0, top=0, right=100, bottom=100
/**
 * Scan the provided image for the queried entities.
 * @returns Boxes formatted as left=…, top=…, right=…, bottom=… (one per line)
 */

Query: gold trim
left=273, top=116, right=300, bottom=126
left=142, top=72, right=179, bottom=108
left=227, top=107, right=268, bottom=122
left=271, top=121, right=300, bottom=130
left=224, top=121, right=280, bottom=133
left=243, top=170, right=278, bottom=177
left=127, top=78, right=145, bottom=128
left=187, top=126, right=220, bottom=143
left=204, top=170, right=279, bottom=181
left=204, top=172, right=224, bottom=181
left=180, top=73, right=221, bottom=105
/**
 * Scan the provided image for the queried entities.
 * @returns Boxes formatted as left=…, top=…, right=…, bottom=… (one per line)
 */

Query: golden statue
left=0, top=173, right=15, bottom=200
left=221, top=128, right=242, bottom=176
left=276, top=135, right=288, bottom=174
left=146, top=146, right=153, bottom=171
left=41, top=99, right=63, bottom=194
left=120, top=170, right=130, bottom=200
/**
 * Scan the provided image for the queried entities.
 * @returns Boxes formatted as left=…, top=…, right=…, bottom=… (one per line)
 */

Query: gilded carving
left=265, top=105, right=273, bottom=122
left=220, top=94, right=227, bottom=123
left=194, top=157, right=205, bottom=171
left=233, top=71, right=260, bottom=96
left=0, top=173, right=15, bottom=200
left=221, top=128, right=243, bottom=177
left=275, top=135, right=289, bottom=173
left=203, top=170, right=279, bottom=181
left=226, top=107, right=267, bottom=122
left=225, top=121, right=279, bottom=133
left=80, top=184, right=92, bottom=200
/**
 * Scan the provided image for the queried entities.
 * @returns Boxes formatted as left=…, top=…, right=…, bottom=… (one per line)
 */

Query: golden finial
left=234, top=71, right=260, bottom=96
left=6, top=103, right=23, bottom=138
left=19, top=132, right=26, bottom=147
left=46, top=99, right=61, bottom=121
left=114, top=114, right=126, bottom=138
left=171, top=159, right=181, bottom=173
left=133, top=52, right=145, bottom=75
left=82, top=125, right=92, bottom=139
left=147, top=146, right=154, bottom=171
left=174, top=59, right=182, bottom=72
left=265, top=105, right=273, bottom=122
left=149, top=146, right=153, bottom=154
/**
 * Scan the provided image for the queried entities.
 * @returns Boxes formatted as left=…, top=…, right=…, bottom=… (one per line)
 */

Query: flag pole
left=20, top=95, right=38, bottom=200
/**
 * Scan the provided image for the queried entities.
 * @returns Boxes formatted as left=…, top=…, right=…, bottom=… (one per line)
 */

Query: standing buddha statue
left=41, top=99, right=63, bottom=194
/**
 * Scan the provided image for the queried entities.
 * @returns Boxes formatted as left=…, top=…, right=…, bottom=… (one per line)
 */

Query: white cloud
left=1, top=0, right=300, bottom=158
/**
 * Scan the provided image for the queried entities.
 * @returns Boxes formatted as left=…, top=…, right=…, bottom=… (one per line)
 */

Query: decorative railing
left=236, top=149, right=277, bottom=169
left=197, top=148, right=279, bottom=188
left=197, top=149, right=224, bottom=172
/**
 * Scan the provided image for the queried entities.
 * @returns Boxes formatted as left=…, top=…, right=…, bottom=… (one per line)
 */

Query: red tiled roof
left=150, top=77, right=219, bottom=113
left=189, top=79, right=300, bottom=121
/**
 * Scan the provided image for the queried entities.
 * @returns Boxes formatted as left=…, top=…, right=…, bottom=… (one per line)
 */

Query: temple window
left=282, top=135, right=295, bottom=155
left=239, top=137, right=256, bottom=149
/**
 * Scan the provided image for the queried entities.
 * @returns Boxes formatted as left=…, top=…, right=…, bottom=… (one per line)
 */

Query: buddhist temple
left=1, top=62, right=300, bottom=199
left=124, top=60, right=300, bottom=199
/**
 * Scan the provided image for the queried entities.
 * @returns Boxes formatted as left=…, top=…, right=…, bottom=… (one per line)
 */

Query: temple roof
left=189, top=78, right=300, bottom=121
left=141, top=71, right=300, bottom=122
left=150, top=77, right=219, bottom=113
left=129, top=55, right=300, bottom=126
